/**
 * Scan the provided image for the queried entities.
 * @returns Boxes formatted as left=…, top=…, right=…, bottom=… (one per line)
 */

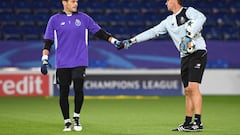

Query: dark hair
left=178, top=0, right=183, bottom=5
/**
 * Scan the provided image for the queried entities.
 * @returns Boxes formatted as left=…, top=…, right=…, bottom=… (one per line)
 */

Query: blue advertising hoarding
left=53, top=74, right=182, bottom=96
left=0, top=40, right=240, bottom=69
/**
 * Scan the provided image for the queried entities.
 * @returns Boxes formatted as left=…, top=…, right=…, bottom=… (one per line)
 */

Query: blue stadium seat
left=0, top=0, right=239, bottom=41
left=2, top=26, right=22, bottom=40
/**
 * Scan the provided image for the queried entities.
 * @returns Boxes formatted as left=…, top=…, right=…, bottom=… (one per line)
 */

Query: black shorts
left=56, top=66, right=86, bottom=85
left=181, top=50, right=207, bottom=88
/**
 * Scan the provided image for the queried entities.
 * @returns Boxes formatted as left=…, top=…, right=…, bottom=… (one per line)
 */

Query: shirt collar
left=173, top=7, right=183, bottom=16
left=59, top=10, right=78, bottom=15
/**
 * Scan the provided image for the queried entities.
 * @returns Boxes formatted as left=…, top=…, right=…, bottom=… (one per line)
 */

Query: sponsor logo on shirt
left=180, top=16, right=186, bottom=24
left=75, top=19, right=81, bottom=26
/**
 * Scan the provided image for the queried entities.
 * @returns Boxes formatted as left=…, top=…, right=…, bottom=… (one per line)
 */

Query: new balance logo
left=60, top=22, right=65, bottom=26
left=194, top=64, right=201, bottom=69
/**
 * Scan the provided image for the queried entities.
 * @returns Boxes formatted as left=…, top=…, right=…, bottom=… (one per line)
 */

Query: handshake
left=113, top=38, right=136, bottom=50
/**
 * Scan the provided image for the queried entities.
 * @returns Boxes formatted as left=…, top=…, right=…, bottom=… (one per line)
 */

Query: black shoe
left=73, top=117, right=83, bottom=131
left=185, top=122, right=203, bottom=132
left=63, top=122, right=72, bottom=131
left=172, top=123, right=192, bottom=131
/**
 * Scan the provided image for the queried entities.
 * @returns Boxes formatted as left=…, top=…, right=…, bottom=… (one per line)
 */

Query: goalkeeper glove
left=110, top=37, right=121, bottom=48
left=180, top=36, right=195, bottom=54
left=41, top=55, right=51, bottom=75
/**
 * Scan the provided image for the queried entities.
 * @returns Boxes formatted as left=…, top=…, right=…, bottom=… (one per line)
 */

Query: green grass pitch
left=0, top=96, right=240, bottom=135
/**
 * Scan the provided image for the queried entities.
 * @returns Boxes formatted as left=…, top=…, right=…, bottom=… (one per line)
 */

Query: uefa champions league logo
left=75, top=19, right=81, bottom=26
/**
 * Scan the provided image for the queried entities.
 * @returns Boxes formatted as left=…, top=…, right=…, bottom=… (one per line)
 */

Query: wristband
left=130, top=38, right=137, bottom=44
left=41, top=55, right=48, bottom=61
left=110, top=37, right=119, bottom=44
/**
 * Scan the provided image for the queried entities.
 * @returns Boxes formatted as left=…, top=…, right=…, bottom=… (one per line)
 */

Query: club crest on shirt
left=180, top=16, right=187, bottom=24
left=75, top=19, right=81, bottom=26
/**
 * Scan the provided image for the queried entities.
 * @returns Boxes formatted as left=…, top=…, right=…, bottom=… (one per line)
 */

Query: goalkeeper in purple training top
left=40, top=0, right=120, bottom=132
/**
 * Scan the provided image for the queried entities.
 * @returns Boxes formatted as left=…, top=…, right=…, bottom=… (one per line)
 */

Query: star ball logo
left=75, top=19, right=81, bottom=26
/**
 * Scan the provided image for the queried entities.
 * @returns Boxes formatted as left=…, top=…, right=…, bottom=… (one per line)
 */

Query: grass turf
left=0, top=96, right=240, bottom=135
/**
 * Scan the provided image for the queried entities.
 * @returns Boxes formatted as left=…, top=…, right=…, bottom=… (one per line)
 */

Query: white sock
left=64, top=119, right=71, bottom=123
left=73, top=112, right=80, bottom=118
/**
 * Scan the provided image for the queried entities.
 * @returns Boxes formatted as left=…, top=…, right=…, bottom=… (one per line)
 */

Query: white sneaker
left=63, top=122, right=72, bottom=132
left=73, top=117, right=83, bottom=131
